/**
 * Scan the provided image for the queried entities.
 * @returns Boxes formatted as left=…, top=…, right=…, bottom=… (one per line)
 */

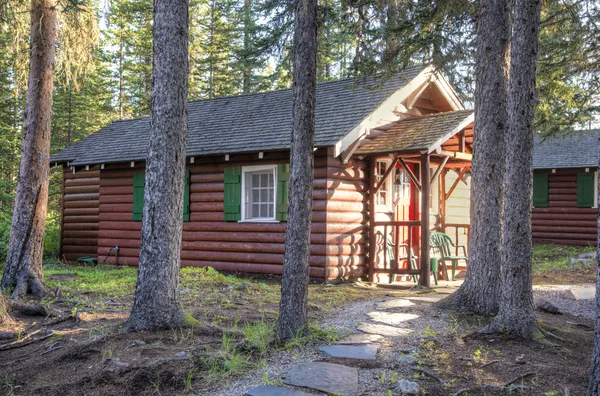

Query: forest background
left=0, top=0, right=598, bottom=262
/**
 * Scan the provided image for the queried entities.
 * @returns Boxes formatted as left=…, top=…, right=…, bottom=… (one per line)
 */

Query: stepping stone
left=319, top=344, right=377, bottom=360
left=281, top=362, right=358, bottom=395
left=377, top=299, right=415, bottom=310
left=244, top=385, right=318, bottom=396
left=357, top=322, right=411, bottom=337
left=367, top=312, right=419, bottom=326
left=406, top=294, right=446, bottom=303
left=563, top=287, right=595, bottom=300
left=336, top=333, right=382, bottom=344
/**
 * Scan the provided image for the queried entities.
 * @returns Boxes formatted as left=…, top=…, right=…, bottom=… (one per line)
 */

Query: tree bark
left=449, top=0, right=510, bottom=316
left=2, top=0, right=57, bottom=300
left=124, top=0, right=188, bottom=331
left=488, top=0, right=542, bottom=338
left=588, top=170, right=600, bottom=395
left=277, top=0, right=317, bottom=341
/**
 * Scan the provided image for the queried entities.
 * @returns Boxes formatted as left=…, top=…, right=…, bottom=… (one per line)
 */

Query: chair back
left=429, top=232, right=453, bottom=257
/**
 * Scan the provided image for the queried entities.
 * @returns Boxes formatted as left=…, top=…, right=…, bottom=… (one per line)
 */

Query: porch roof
left=355, top=110, right=474, bottom=156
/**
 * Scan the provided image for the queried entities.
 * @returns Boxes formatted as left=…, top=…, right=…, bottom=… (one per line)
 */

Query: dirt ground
left=0, top=262, right=595, bottom=395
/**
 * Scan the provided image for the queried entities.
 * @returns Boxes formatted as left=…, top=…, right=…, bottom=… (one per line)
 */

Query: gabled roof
left=51, top=66, right=432, bottom=166
left=355, top=110, right=474, bottom=155
left=533, top=129, right=600, bottom=169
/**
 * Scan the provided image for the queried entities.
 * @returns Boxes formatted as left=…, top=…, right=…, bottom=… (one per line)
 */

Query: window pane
left=261, top=173, right=269, bottom=187
left=252, top=174, right=259, bottom=185
left=268, top=203, right=274, bottom=218
left=261, top=188, right=268, bottom=202
left=252, top=189, right=259, bottom=202
left=252, top=203, right=259, bottom=217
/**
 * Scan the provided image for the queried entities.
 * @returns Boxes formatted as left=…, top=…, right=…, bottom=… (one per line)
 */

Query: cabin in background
left=532, top=130, right=599, bottom=246
left=51, top=65, right=475, bottom=284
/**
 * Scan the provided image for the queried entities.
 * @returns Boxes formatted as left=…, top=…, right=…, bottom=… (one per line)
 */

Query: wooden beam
left=398, top=158, right=421, bottom=192
left=458, top=131, right=466, bottom=152
left=406, top=82, right=429, bottom=109
left=374, top=158, right=399, bottom=195
left=429, top=156, right=449, bottom=185
left=444, top=167, right=470, bottom=200
left=439, top=150, right=472, bottom=161
left=368, top=157, right=377, bottom=283
left=419, top=153, right=431, bottom=287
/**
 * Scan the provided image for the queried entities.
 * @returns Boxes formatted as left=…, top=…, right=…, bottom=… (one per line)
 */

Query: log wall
left=71, top=148, right=368, bottom=279
left=532, top=168, right=598, bottom=246
left=61, top=166, right=100, bottom=261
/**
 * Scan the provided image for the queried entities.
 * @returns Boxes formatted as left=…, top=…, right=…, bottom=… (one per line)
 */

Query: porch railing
left=443, top=223, right=470, bottom=255
left=371, top=220, right=422, bottom=276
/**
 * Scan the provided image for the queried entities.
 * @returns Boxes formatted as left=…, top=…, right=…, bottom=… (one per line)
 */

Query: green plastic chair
left=429, top=232, right=468, bottom=281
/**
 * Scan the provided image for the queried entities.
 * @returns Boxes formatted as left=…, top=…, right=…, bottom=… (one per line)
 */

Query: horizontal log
left=190, top=183, right=224, bottom=193
left=64, top=185, right=99, bottom=194
left=532, top=207, right=598, bottom=214
left=103, top=256, right=139, bottom=266
left=100, top=177, right=133, bottom=187
left=548, top=181, right=577, bottom=189
left=99, top=195, right=133, bottom=204
left=64, top=193, right=99, bottom=202
left=99, top=212, right=134, bottom=222
left=326, top=265, right=366, bottom=279
left=99, top=203, right=132, bottom=213
left=532, top=232, right=597, bottom=241
left=98, top=230, right=141, bottom=239
left=313, top=179, right=366, bottom=192
left=548, top=188, right=577, bottom=195
left=532, top=219, right=597, bottom=227
left=100, top=186, right=133, bottom=196
left=99, top=221, right=141, bottom=231
left=190, top=192, right=223, bottom=203
left=63, top=215, right=99, bottom=224
left=313, top=201, right=366, bottom=213
left=181, top=250, right=283, bottom=265
left=64, top=177, right=100, bottom=187
left=313, top=189, right=367, bottom=202
left=63, top=230, right=98, bottom=238
left=98, top=238, right=140, bottom=249
left=549, top=175, right=579, bottom=182
left=62, top=238, right=98, bottom=246
left=64, top=199, right=99, bottom=209
left=190, top=173, right=224, bottom=183
left=63, top=222, right=99, bottom=231
left=190, top=202, right=224, bottom=212
left=549, top=194, right=576, bottom=201
left=533, top=238, right=596, bottom=247
left=548, top=201, right=579, bottom=208
left=532, top=213, right=597, bottom=221
left=64, top=208, right=99, bottom=216
left=62, top=245, right=99, bottom=254
left=190, top=212, right=224, bottom=222
left=532, top=226, right=597, bottom=234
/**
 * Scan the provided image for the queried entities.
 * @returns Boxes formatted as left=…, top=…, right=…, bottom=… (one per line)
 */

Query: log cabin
left=50, top=64, right=476, bottom=286
left=532, top=129, right=599, bottom=246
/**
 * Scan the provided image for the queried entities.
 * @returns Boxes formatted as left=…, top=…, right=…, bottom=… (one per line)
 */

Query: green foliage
left=44, top=265, right=138, bottom=298
left=532, top=243, right=596, bottom=275
left=242, top=319, right=275, bottom=356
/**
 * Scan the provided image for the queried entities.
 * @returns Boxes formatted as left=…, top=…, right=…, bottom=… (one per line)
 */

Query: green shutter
left=532, top=172, right=549, bottom=208
left=276, top=164, right=290, bottom=221
left=183, top=169, right=190, bottom=221
left=224, top=167, right=242, bottom=221
left=577, top=172, right=595, bottom=208
left=133, top=171, right=145, bottom=221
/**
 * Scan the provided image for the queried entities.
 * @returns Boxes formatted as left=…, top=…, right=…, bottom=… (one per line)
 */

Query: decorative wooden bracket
left=398, top=157, right=421, bottom=192
left=374, top=157, right=399, bottom=194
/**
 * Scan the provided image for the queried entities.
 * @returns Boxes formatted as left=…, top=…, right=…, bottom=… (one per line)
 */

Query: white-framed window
left=376, top=159, right=394, bottom=212
left=241, top=165, right=277, bottom=221
left=394, top=168, right=411, bottom=201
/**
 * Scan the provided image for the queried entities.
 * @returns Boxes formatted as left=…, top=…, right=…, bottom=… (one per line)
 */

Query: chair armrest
left=458, top=245, right=467, bottom=256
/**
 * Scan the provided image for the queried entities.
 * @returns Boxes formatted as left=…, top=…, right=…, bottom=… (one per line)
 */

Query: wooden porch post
left=419, top=152, right=431, bottom=287
left=368, top=157, right=377, bottom=282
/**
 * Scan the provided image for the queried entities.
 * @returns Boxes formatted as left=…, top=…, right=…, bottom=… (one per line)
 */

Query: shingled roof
left=51, top=66, right=426, bottom=166
left=355, top=110, right=474, bottom=155
left=533, top=129, right=600, bottom=169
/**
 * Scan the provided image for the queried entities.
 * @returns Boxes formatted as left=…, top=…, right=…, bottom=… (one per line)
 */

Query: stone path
left=244, top=297, right=432, bottom=395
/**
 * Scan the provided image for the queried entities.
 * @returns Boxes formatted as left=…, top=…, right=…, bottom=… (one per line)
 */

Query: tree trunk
left=449, top=0, right=510, bottom=316
left=588, top=170, right=600, bottom=395
left=277, top=0, right=317, bottom=341
left=383, top=0, right=400, bottom=67
left=488, top=0, right=542, bottom=338
left=1, top=0, right=57, bottom=300
left=242, top=0, right=251, bottom=93
left=124, top=0, right=189, bottom=331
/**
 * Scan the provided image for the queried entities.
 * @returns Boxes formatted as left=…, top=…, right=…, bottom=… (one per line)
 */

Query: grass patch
left=532, top=243, right=595, bottom=275
left=44, top=264, right=138, bottom=299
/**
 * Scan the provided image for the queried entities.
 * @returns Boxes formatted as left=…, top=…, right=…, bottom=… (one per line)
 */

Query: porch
left=354, top=110, right=474, bottom=287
